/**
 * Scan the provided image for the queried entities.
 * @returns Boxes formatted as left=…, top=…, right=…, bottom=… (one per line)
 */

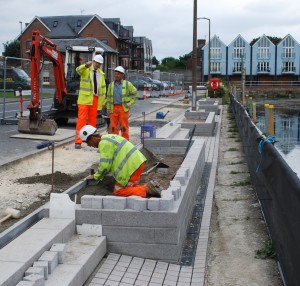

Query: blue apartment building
left=201, top=34, right=300, bottom=84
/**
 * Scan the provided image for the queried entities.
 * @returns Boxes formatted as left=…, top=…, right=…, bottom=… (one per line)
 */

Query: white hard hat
left=93, top=55, right=104, bottom=64
left=114, top=66, right=125, bottom=74
left=79, top=125, right=97, bottom=142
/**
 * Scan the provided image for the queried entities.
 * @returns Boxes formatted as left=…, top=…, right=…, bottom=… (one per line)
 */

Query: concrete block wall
left=75, top=139, right=206, bottom=263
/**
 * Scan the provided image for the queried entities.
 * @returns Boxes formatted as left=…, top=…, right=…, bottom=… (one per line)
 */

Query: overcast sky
left=1, top=0, right=300, bottom=61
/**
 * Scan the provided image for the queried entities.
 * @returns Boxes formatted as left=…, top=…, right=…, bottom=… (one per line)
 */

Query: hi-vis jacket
left=106, top=80, right=137, bottom=113
left=93, top=134, right=146, bottom=186
left=76, top=64, right=106, bottom=110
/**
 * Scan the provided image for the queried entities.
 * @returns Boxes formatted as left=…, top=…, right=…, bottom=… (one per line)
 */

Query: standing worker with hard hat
left=79, top=125, right=162, bottom=198
left=106, top=66, right=137, bottom=141
left=74, top=55, right=106, bottom=149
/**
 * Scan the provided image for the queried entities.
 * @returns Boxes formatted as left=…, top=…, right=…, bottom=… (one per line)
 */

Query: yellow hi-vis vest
left=93, top=134, right=146, bottom=186
left=106, top=80, right=137, bottom=113
left=76, top=64, right=106, bottom=110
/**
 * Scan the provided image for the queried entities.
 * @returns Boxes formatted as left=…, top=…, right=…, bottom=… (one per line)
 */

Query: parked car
left=0, top=67, right=31, bottom=91
left=130, top=78, right=150, bottom=91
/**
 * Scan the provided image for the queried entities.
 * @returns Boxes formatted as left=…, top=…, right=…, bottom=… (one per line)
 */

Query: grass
left=255, top=241, right=278, bottom=261
left=227, top=147, right=238, bottom=151
left=230, top=171, right=242, bottom=174
left=232, top=179, right=251, bottom=186
left=229, top=161, right=244, bottom=165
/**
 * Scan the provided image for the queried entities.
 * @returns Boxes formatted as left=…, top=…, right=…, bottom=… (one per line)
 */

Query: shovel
left=142, top=162, right=169, bottom=175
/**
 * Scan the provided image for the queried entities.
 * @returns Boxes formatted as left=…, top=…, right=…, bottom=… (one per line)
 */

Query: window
left=43, top=71, right=50, bottom=85
left=233, top=62, right=242, bottom=72
left=258, top=47, right=270, bottom=59
left=257, top=62, right=270, bottom=72
left=210, top=48, right=221, bottom=59
left=101, top=39, right=108, bottom=45
left=77, top=20, right=82, bottom=27
left=26, top=41, right=31, bottom=49
left=53, top=21, right=58, bottom=27
left=233, top=47, right=245, bottom=59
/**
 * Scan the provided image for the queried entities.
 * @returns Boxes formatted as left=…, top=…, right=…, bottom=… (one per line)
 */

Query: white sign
left=15, top=89, right=32, bottom=96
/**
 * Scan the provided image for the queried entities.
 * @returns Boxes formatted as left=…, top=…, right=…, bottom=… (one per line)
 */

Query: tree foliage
left=156, top=55, right=188, bottom=71
left=3, top=40, right=20, bottom=57
left=152, top=56, right=159, bottom=66
left=250, top=36, right=282, bottom=46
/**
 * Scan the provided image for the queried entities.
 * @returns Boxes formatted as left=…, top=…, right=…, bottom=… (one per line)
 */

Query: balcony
left=282, top=67, right=296, bottom=73
left=257, top=68, right=271, bottom=73
left=281, top=52, right=295, bottom=59
left=232, top=68, right=242, bottom=74
left=257, top=53, right=271, bottom=60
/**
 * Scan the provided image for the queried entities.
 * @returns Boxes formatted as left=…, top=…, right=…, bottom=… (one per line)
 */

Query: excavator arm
left=29, top=30, right=67, bottom=119
left=18, top=30, right=67, bottom=135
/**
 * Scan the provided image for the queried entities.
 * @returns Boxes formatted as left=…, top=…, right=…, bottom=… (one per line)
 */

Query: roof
left=51, top=38, right=117, bottom=54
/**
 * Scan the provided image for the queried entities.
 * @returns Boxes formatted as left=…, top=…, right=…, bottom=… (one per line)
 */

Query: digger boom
left=18, top=30, right=67, bottom=135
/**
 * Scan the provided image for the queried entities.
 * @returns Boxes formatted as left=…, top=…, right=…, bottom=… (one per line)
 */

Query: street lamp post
left=198, top=17, right=211, bottom=81
left=19, top=21, right=23, bottom=66
left=191, top=0, right=197, bottom=111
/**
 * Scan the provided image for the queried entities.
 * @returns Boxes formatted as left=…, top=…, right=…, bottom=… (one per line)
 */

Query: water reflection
left=256, top=103, right=300, bottom=177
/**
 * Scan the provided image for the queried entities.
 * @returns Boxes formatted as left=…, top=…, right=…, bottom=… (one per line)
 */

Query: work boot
left=146, top=181, right=161, bottom=198
left=75, top=143, right=81, bottom=149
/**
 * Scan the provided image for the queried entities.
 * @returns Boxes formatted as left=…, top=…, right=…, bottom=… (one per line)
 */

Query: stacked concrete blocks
left=0, top=218, right=74, bottom=286
left=76, top=138, right=206, bottom=262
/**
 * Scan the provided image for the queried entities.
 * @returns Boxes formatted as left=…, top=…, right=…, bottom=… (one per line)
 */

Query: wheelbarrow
left=156, top=110, right=169, bottom=119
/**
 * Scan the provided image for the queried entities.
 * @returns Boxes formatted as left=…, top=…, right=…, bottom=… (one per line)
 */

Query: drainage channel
left=179, top=162, right=212, bottom=266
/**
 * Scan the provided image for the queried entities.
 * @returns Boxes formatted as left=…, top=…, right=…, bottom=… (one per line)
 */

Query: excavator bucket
left=18, top=117, right=58, bottom=135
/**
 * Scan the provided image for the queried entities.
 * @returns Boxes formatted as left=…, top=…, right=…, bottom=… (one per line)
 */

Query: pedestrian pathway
left=85, top=107, right=222, bottom=286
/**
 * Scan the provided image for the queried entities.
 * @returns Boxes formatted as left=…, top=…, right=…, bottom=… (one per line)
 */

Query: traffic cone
left=143, top=87, right=147, bottom=100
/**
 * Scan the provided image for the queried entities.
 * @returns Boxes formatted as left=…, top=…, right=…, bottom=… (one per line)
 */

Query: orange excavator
left=18, top=30, right=67, bottom=135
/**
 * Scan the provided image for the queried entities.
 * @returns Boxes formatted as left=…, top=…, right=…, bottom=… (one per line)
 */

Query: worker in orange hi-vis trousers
left=79, top=125, right=162, bottom=198
left=106, top=66, right=137, bottom=141
left=74, top=55, right=106, bottom=149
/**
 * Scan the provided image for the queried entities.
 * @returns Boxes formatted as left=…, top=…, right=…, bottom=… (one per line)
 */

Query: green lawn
left=0, top=90, right=53, bottom=100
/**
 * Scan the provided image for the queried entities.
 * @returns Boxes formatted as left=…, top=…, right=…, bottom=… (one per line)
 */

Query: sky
left=1, top=0, right=300, bottom=61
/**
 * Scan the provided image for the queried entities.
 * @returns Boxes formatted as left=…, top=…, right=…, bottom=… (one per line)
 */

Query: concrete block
left=38, top=251, right=58, bottom=274
left=44, top=236, right=106, bottom=286
left=107, top=241, right=181, bottom=263
left=23, top=274, right=44, bottom=286
left=102, top=226, right=154, bottom=243
left=155, top=228, right=179, bottom=244
left=49, top=243, right=66, bottom=264
left=169, top=187, right=181, bottom=201
left=25, top=267, right=44, bottom=279
left=101, top=210, right=177, bottom=228
left=49, top=193, right=75, bottom=220
left=81, top=195, right=94, bottom=209
left=126, top=196, right=141, bottom=209
left=16, top=281, right=35, bottom=286
left=103, top=196, right=126, bottom=210
left=75, top=207, right=102, bottom=225
left=147, top=198, right=160, bottom=211
left=92, top=196, right=103, bottom=209
left=76, top=224, right=102, bottom=236
left=33, top=261, right=48, bottom=280
left=133, top=198, right=147, bottom=211
left=160, top=197, right=174, bottom=211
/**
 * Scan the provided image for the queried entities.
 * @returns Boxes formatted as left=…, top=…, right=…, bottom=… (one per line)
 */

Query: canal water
left=254, top=99, right=300, bottom=178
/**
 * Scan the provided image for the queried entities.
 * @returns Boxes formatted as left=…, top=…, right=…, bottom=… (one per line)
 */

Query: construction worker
left=74, top=55, right=106, bottom=149
left=79, top=125, right=161, bottom=198
left=106, top=66, right=137, bottom=140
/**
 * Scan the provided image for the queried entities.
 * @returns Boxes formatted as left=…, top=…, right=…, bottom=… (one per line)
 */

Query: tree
left=250, top=36, right=282, bottom=46
left=3, top=40, right=20, bottom=57
left=152, top=56, right=159, bottom=66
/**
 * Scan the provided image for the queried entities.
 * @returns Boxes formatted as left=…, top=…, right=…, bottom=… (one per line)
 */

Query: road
left=0, top=95, right=184, bottom=166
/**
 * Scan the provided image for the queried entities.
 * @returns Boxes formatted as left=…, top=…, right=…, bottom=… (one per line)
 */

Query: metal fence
left=230, top=93, right=300, bottom=286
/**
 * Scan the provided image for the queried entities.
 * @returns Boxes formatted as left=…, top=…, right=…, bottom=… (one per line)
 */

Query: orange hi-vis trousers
left=75, top=95, right=98, bottom=144
left=113, top=163, right=147, bottom=197
left=109, top=104, right=129, bottom=140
